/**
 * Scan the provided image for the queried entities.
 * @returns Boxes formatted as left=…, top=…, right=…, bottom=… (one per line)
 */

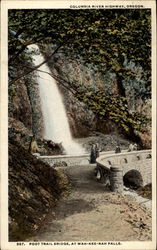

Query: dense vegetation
left=8, top=9, right=151, bottom=142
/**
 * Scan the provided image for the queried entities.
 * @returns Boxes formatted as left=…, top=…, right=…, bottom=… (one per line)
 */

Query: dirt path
left=30, top=164, right=151, bottom=241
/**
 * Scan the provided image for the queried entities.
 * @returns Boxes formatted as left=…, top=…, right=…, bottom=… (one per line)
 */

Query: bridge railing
left=38, top=150, right=121, bottom=167
left=97, top=150, right=151, bottom=168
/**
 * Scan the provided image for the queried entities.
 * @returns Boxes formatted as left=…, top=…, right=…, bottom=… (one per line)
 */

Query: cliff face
left=45, top=48, right=122, bottom=138
left=8, top=46, right=151, bottom=148
left=11, top=79, right=33, bottom=131
left=9, top=74, right=44, bottom=139
left=45, top=47, right=151, bottom=147
left=9, top=139, right=70, bottom=241
left=8, top=55, right=120, bottom=140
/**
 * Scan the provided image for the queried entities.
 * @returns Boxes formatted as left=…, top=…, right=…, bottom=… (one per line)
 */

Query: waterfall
left=28, top=44, right=85, bottom=155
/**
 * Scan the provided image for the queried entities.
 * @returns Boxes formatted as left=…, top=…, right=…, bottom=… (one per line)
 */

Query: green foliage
left=62, top=78, right=149, bottom=136
left=9, top=9, right=151, bottom=85
left=8, top=9, right=151, bottom=138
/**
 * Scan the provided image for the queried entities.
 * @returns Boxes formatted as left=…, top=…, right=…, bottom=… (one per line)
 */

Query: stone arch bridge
left=96, top=150, right=152, bottom=192
left=38, top=150, right=152, bottom=193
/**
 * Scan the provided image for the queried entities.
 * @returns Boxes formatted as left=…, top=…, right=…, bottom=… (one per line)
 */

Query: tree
left=9, top=9, right=151, bottom=87
left=8, top=9, right=151, bottom=142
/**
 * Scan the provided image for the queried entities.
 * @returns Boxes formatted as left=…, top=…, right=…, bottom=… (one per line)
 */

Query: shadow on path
left=64, top=164, right=110, bottom=194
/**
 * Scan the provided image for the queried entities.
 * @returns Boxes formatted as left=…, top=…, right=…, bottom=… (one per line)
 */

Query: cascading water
left=28, top=44, right=85, bottom=155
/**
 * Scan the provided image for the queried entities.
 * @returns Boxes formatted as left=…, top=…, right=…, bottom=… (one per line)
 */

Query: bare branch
left=35, top=68, right=77, bottom=96
left=9, top=42, right=64, bottom=85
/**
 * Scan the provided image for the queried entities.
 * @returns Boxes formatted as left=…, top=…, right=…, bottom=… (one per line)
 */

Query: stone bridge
left=38, top=149, right=152, bottom=193
left=96, top=150, right=152, bottom=192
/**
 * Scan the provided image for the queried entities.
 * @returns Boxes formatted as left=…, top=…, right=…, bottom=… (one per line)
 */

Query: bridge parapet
left=96, top=150, right=152, bottom=193
left=38, top=150, right=118, bottom=167
left=97, top=150, right=151, bottom=167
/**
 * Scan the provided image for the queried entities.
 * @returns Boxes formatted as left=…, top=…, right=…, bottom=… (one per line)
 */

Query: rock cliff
left=44, top=47, right=124, bottom=138
left=8, top=45, right=151, bottom=148
left=44, top=46, right=151, bottom=147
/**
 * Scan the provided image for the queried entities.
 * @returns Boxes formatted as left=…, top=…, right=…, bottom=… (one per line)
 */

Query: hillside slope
left=9, top=139, right=70, bottom=241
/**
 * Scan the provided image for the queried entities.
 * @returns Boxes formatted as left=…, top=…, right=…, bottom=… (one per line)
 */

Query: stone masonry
left=96, top=150, right=152, bottom=193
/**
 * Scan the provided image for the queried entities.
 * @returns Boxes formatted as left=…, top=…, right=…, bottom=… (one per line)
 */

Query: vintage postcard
left=0, top=0, right=156, bottom=249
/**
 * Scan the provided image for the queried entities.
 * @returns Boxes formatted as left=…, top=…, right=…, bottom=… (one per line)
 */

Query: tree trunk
left=116, top=74, right=126, bottom=97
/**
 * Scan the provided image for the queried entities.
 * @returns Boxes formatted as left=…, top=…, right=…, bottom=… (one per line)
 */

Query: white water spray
left=28, top=44, right=85, bottom=155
